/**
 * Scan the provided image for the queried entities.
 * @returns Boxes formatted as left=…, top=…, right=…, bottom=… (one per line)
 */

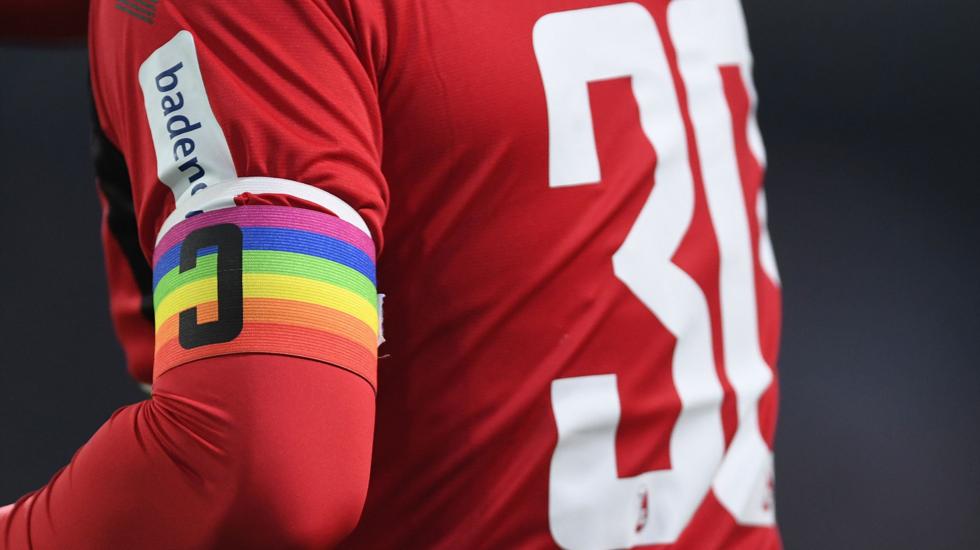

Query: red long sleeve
left=0, top=355, right=374, bottom=549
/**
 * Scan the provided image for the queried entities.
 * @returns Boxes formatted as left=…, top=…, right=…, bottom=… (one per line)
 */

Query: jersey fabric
left=88, top=0, right=778, bottom=549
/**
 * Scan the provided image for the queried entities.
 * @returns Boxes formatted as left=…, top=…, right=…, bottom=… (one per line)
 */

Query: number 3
left=534, top=2, right=778, bottom=548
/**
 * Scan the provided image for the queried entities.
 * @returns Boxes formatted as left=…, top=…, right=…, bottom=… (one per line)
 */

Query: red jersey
left=90, top=0, right=782, bottom=548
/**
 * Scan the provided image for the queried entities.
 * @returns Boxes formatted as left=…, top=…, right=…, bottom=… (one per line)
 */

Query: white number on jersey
left=533, top=2, right=778, bottom=548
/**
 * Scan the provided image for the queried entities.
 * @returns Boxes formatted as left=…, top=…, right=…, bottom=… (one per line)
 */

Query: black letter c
left=178, top=223, right=244, bottom=349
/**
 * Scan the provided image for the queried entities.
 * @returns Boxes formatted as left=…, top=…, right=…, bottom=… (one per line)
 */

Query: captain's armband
left=151, top=205, right=379, bottom=388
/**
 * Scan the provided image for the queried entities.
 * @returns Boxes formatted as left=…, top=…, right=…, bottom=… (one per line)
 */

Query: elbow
left=154, top=356, right=375, bottom=549
left=217, top=387, right=374, bottom=548
left=228, top=462, right=370, bottom=549
left=211, top=414, right=373, bottom=549
left=151, top=355, right=375, bottom=548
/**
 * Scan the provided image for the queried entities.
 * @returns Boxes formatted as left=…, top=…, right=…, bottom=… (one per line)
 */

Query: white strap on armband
left=156, top=176, right=372, bottom=246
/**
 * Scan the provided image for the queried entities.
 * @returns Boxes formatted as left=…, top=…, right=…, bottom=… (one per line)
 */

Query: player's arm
left=0, top=0, right=88, bottom=42
left=0, top=1, right=387, bottom=548
left=2, top=355, right=375, bottom=549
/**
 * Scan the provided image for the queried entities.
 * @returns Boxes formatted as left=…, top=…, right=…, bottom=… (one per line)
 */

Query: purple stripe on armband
left=154, top=205, right=375, bottom=265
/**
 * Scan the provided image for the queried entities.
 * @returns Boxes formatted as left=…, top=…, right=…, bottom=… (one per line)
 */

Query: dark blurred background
left=1, top=3, right=978, bottom=549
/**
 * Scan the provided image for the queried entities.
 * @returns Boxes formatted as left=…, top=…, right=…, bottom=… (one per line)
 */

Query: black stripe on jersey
left=115, top=0, right=157, bottom=25
left=92, top=109, right=154, bottom=323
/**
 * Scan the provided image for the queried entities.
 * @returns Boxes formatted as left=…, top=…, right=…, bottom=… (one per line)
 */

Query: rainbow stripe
left=151, top=205, right=378, bottom=387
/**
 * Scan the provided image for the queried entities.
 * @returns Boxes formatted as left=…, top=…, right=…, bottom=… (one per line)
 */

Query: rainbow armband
left=152, top=205, right=378, bottom=388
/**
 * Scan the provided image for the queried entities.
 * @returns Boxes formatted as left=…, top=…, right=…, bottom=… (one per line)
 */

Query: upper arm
left=89, top=0, right=388, bottom=386
left=0, top=9, right=387, bottom=546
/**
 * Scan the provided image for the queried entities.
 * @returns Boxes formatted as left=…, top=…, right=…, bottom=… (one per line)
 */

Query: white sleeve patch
left=138, top=30, right=237, bottom=205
